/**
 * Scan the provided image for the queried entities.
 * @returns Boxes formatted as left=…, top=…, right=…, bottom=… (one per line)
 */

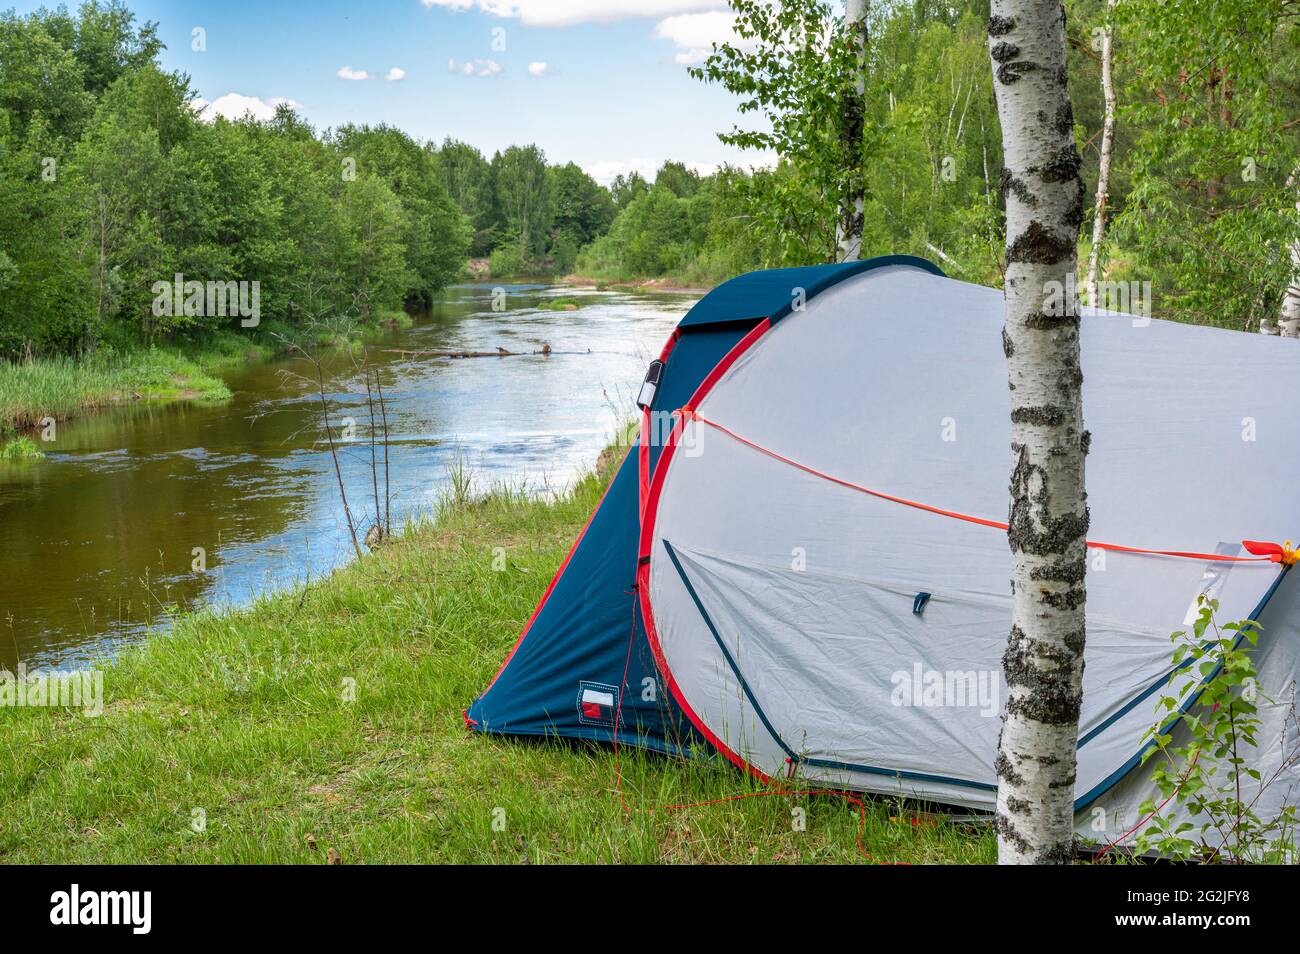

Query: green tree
left=437, top=138, right=496, bottom=256
left=1113, top=0, right=1300, bottom=330
left=491, top=144, right=552, bottom=258
left=690, top=0, right=873, bottom=262
left=334, top=124, right=470, bottom=303
left=68, top=64, right=197, bottom=343
left=548, top=161, right=616, bottom=248
left=332, top=175, right=410, bottom=322
left=0, top=9, right=96, bottom=142
left=654, top=160, right=702, bottom=198
left=609, top=171, right=649, bottom=209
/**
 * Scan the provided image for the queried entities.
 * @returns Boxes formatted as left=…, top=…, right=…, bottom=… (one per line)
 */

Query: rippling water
left=0, top=283, right=697, bottom=669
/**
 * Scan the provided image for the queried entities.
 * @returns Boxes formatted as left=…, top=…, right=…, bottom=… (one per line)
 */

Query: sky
left=13, top=0, right=778, bottom=183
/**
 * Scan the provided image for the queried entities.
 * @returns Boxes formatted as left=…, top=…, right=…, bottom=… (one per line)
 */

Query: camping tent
left=468, top=256, right=1300, bottom=848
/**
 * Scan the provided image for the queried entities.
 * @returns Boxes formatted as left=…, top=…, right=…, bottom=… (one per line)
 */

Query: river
left=0, top=283, right=696, bottom=671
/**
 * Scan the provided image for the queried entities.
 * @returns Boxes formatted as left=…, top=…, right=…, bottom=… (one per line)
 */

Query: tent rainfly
left=466, top=256, right=1300, bottom=851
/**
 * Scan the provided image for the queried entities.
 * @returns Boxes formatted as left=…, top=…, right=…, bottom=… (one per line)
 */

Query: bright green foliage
left=860, top=6, right=1003, bottom=282
left=689, top=0, right=870, bottom=260
left=654, top=160, right=703, bottom=198
left=610, top=171, right=650, bottom=209
left=583, top=187, right=704, bottom=277
left=491, top=144, right=552, bottom=259
left=1111, top=0, right=1300, bottom=329
left=437, top=138, right=497, bottom=256
left=548, top=161, right=617, bottom=272
left=334, top=124, right=470, bottom=304
left=0, top=5, right=469, bottom=360
left=1137, top=596, right=1298, bottom=863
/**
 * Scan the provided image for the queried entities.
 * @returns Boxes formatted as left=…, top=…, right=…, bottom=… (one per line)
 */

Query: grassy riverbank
left=0, top=347, right=231, bottom=447
left=0, top=453, right=993, bottom=864
left=0, top=316, right=414, bottom=453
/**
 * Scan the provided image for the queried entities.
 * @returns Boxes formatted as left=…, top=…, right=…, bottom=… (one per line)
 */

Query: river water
left=0, top=284, right=695, bottom=671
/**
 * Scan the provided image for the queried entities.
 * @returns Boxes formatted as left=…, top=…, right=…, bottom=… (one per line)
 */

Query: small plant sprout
left=1136, top=595, right=1299, bottom=863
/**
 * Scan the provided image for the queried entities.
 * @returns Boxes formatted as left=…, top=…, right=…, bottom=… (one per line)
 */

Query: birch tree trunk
left=1084, top=0, right=1117, bottom=308
left=836, top=0, right=869, bottom=262
left=987, top=0, right=1090, bottom=865
left=1278, top=174, right=1300, bottom=337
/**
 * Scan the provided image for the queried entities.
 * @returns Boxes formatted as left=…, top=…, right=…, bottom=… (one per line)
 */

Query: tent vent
left=912, top=592, right=932, bottom=616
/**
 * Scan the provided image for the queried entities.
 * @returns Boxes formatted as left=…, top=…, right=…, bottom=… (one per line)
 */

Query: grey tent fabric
left=640, top=264, right=1300, bottom=849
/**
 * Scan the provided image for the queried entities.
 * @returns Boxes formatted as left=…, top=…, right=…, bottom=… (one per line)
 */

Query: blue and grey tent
left=469, top=256, right=1300, bottom=853
left=465, top=256, right=940, bottom=752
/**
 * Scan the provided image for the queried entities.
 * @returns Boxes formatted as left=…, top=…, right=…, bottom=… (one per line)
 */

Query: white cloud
left=420, top=0, right=726, bottom=28
left=191, top=93, right=304, bottom=122
left=386, top=67, right=407, bottom=81
left=526, top=61, right=551, bottom=77
left=654, top=10, right=749, bottom=65
left=448, top=57, right=503, bottom=77
left=336, top=65, right=371, bottom=81
left=584, top=158, right=660, bottom=187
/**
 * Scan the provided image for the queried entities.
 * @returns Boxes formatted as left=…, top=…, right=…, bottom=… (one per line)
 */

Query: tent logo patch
left=577, top=681, right=620, bottom=726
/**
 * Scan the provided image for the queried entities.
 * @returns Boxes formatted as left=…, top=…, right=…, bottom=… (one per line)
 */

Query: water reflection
left=0, top=284, right=694, bottom=669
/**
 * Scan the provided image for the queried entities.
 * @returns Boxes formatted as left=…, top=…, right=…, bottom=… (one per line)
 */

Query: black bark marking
left=997, top=61, right=1039, bottom=85
left=1024, top=310, right=1079, bottom=331
left=1003, top=669, right=1083, bottom=725
left=988, top=14, right=1016, bottom=36
left=1002, top=327, right=1014, bottom=358
left=1040, top=585, right=1086, bottom=611
left=994, top=750, right=1024, bottom=787
left=999, top=168, right=1036, bottom=208
left=1007, top=220, right=1074, bottom=265
left=1054, top=101, right=1075, bottom=137
left=1006, top=795, right=1032, bottom=815
left=994, top=813, right=1033, bottom=853
left=990, top=41, right=1019, bottom=63
left=1037, top=840, right=1076, bottom=864
left=1049, top=769, right=1078, bottom=790
left=1011, top=405, right=1067, bottom=427
left=1037, top=146, right=1081, bottom=184
left=1030, top=558, right=1085, bottom=586
left=1006, top=443, right=1091, bottom=558
left=1002, top=625, right=1085, bottom=725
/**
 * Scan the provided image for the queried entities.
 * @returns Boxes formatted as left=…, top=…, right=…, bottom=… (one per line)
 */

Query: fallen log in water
left=382, top=342, right=553, bottom=359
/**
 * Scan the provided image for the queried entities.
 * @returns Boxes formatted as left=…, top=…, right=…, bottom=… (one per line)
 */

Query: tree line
left=678, top=0, right=1298, bottom=332
left=0, top=1, right=619, bottom=361
left=3, top=0, right=1296, bottom=362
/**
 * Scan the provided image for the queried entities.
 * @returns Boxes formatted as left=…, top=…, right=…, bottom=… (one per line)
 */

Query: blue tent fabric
left=465, top=325, right=746, bottom=752
left=465, top=256, right=943, bottom=752
left=676, top=255, right=943, bottom=329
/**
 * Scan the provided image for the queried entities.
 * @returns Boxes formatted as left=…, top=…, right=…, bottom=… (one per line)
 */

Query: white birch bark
left=1278, top=174, right=1300, bottom=337
left=987, top=0, right=1090, bottom=865
left=836, top=0, right=869, bottom=262
left=1084, top=0, right=1117, bottom=308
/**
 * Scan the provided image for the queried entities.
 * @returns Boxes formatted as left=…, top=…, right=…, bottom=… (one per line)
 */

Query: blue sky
left=14, top=0, right=775, bottom=183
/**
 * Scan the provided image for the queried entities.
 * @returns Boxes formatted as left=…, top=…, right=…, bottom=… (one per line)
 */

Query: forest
left=2, top=0, right=1298, bottom=359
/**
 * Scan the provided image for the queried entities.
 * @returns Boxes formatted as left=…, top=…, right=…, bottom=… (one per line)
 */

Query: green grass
left=536, top=297, right=584, bottom=311
left=0, top=458, right=994, bottom=864
left=0, top=349, right=231, bottom=439
left=0, top=434, right=44, bottom=460
left=0, top=311, right=416, bottom=440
